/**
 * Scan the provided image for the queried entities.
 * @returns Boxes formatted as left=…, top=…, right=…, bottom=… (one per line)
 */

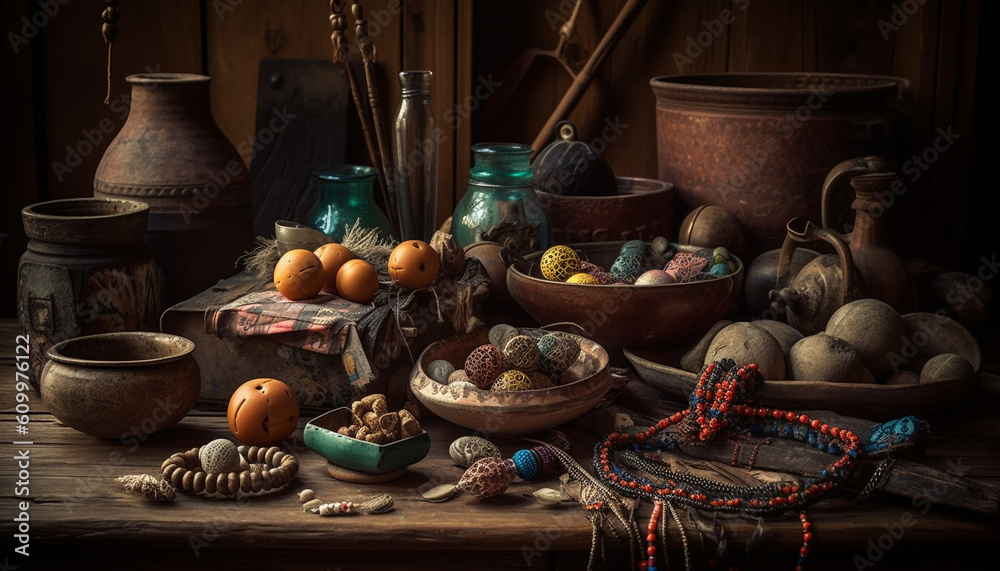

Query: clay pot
left=94, top=73, right=254, bottom=308
left=40, top=332, right=201, bottom=439
left=537, top=176, right=674, bottom=244
left=651, top=72, right=906, bottom=259
left=18, top=198, right=162, bottom=391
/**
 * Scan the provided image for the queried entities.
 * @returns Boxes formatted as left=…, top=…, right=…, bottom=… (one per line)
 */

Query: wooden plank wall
left=3, top=0, right=985, bottom=319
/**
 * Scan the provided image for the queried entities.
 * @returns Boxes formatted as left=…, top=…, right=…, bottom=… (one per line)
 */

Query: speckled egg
left=427, top=359, right=457, bottom=384
left=491, top=369, right=533, bottom=392
left=650, top=236, right=672, bottom=256
left=540, top=245, right=581, bottom=281
left=635, top=269, right=677, bottom=285
left=566, top=272, right=599, bottom=284
left=449, top=436, right=502, bottom=468
left=610, top=253, right=642, bottom=283
left=464, top=344, right=504, bottom=389
left=502, top=334, right=541, bottom=372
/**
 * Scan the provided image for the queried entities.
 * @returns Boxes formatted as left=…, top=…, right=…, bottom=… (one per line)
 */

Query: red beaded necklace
left=596, top=359, right=862, bottom=569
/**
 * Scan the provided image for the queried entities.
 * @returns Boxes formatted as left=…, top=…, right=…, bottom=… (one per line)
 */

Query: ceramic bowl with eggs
left=408, top=327, right=611, bottom=438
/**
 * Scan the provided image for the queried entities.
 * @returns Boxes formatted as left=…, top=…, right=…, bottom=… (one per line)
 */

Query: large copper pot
left=94, top=73, right=254, bottom=308
left=650, top=73, right=907, bottom=259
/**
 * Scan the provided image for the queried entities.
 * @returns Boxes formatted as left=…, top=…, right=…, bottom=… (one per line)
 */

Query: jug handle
left=774, top=217, right=858, bottom=306
left=820, top=155, right=890, bottom=237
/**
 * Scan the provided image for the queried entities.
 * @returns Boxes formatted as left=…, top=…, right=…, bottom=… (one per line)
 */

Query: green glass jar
left=451, top=143, right=549, bottom=251
left=309, top=165, right=392, bottom=242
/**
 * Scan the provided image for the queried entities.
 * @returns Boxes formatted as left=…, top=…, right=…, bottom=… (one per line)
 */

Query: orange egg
left=314, top=242, right=356, bottom=294
left=388, top=240, right=440, bottom=289
left=273, top=249, right=325, bottom=300
left=227, top=378, right=300, bottom=446
left=336, top=258, right=380, bottom=303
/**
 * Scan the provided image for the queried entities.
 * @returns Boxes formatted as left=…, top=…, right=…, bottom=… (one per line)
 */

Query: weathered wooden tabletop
left=2, top=318, right=998, bottom=570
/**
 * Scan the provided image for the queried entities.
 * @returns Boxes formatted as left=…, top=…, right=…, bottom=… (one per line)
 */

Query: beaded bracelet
left=160, top=445, right=299, bottom=497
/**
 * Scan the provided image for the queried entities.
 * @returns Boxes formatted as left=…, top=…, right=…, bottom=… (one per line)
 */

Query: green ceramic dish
left=303, top=408, right=431, bottom=474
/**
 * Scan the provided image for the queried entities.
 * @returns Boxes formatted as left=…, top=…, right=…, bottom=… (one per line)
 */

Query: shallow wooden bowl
left=408, top=328, right=612, bottom=438
left=624, top=312, right=981, bottom=420
left=506, top=241, right=743, bottom=351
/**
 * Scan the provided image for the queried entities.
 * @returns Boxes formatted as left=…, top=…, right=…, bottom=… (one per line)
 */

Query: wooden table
left=2, top=318, right=998, bottom=570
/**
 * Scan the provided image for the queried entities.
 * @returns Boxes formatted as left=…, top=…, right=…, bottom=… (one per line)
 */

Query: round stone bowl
left=536, top=176, right=674, bottom=245
left=506, top=242, right=743, bottom=354
left=40, top=332, right=201, bottom=439
left=409, top=328, right=611, bottom=438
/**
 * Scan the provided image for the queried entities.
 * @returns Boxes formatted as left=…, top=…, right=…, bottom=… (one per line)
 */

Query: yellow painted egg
left=540, top=245, right=580, bottom=281
left=566, top=272, right=598, bottom=284
left=491, top=369, right=533, bottom=392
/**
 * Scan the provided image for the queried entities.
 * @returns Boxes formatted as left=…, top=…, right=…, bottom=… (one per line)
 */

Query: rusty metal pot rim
left=126, top=72, right=210, bottom=84
left=21, top=198, right=149, bottom=243
left=650, top=72, right=906, bottom=108
left=538, top=176, right=673, bottom=202
left=45, top=332, right=195, bottom=368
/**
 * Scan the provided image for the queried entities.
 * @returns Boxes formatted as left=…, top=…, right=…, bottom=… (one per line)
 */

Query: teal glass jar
left=309, top=165, right=392, bottom=242
left=451, top=143, right=549, bottom=251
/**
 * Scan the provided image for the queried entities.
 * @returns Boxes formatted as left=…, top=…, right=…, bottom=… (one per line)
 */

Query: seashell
left=427, top=359, right=457, bottom=384
left=502, top=334, right=541, bottom=372
left=532, top=487, right=572, bottom=506
left=458, top=456, right=517, bottom=499
left=449, top=436, right=502, bottom=468
left=422, top=483, right=461, bottom=502
left=116, top=474, right=175, bottom=502
left=358, top=493, right=395, bottom=514
left=302, top=498, right=324, bottom=512
left=199, top=438, right=241, bottom=474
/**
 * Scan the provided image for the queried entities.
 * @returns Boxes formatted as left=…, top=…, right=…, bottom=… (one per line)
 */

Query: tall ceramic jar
left=451, top=143, right=549, bottom=253
left=18, top=198, right=162, bottom=392
left=94, top=73, right=255, bottom=308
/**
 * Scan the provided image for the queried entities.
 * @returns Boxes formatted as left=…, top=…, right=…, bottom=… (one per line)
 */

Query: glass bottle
left=393, top=70, right=438, bottom=242
left=451, top=143, right=549, bottom=251
left=308, top=165, right=392, bottom=242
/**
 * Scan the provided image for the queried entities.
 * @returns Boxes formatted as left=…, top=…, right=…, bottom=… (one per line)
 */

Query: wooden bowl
left=40, top=332, right=201, bottom=438
left=624, top=312, right=981, bottom=420
left=506, top=242, right=743, bottom=352
left=303, top=408, right=431, bottom=474
left=408, top=328, right=612, bottom=438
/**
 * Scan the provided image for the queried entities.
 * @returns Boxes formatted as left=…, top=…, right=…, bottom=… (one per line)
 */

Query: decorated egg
left=449, top=436, right=502, bottom=468
left=314, top=243, right=356, bottom=294
left=491, top=369, right=533, bottom=392
left=536, top=333, right=580, bottom=381
left=501, top=334, right=541, bottom=372
left=635, top=269, right=676, bottom=286
left=227, top=378, right=300, bottom=446
left=619, top=239, right=647, bottom=257
left=713, top=246, right=731, bottom=265
left=579, top=260, right=613, bottom=284
left=388, top=240, right=440, bottom=289
left=566, top=272, right=598, bottom=284
left=488, top=323, right=518, bottom=348
left=427, top=359, right=456, bottom=384
left=540, top=245, right=581, bottom=281
left=464, top=344, right=504, bottom=389
left=610, top=253, right=642, bottom=283
left=458, top=456, right=517, bottom=499
left=273, top=249, right=326, bottom=300
left=336, top=258, right=380, bottom=303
